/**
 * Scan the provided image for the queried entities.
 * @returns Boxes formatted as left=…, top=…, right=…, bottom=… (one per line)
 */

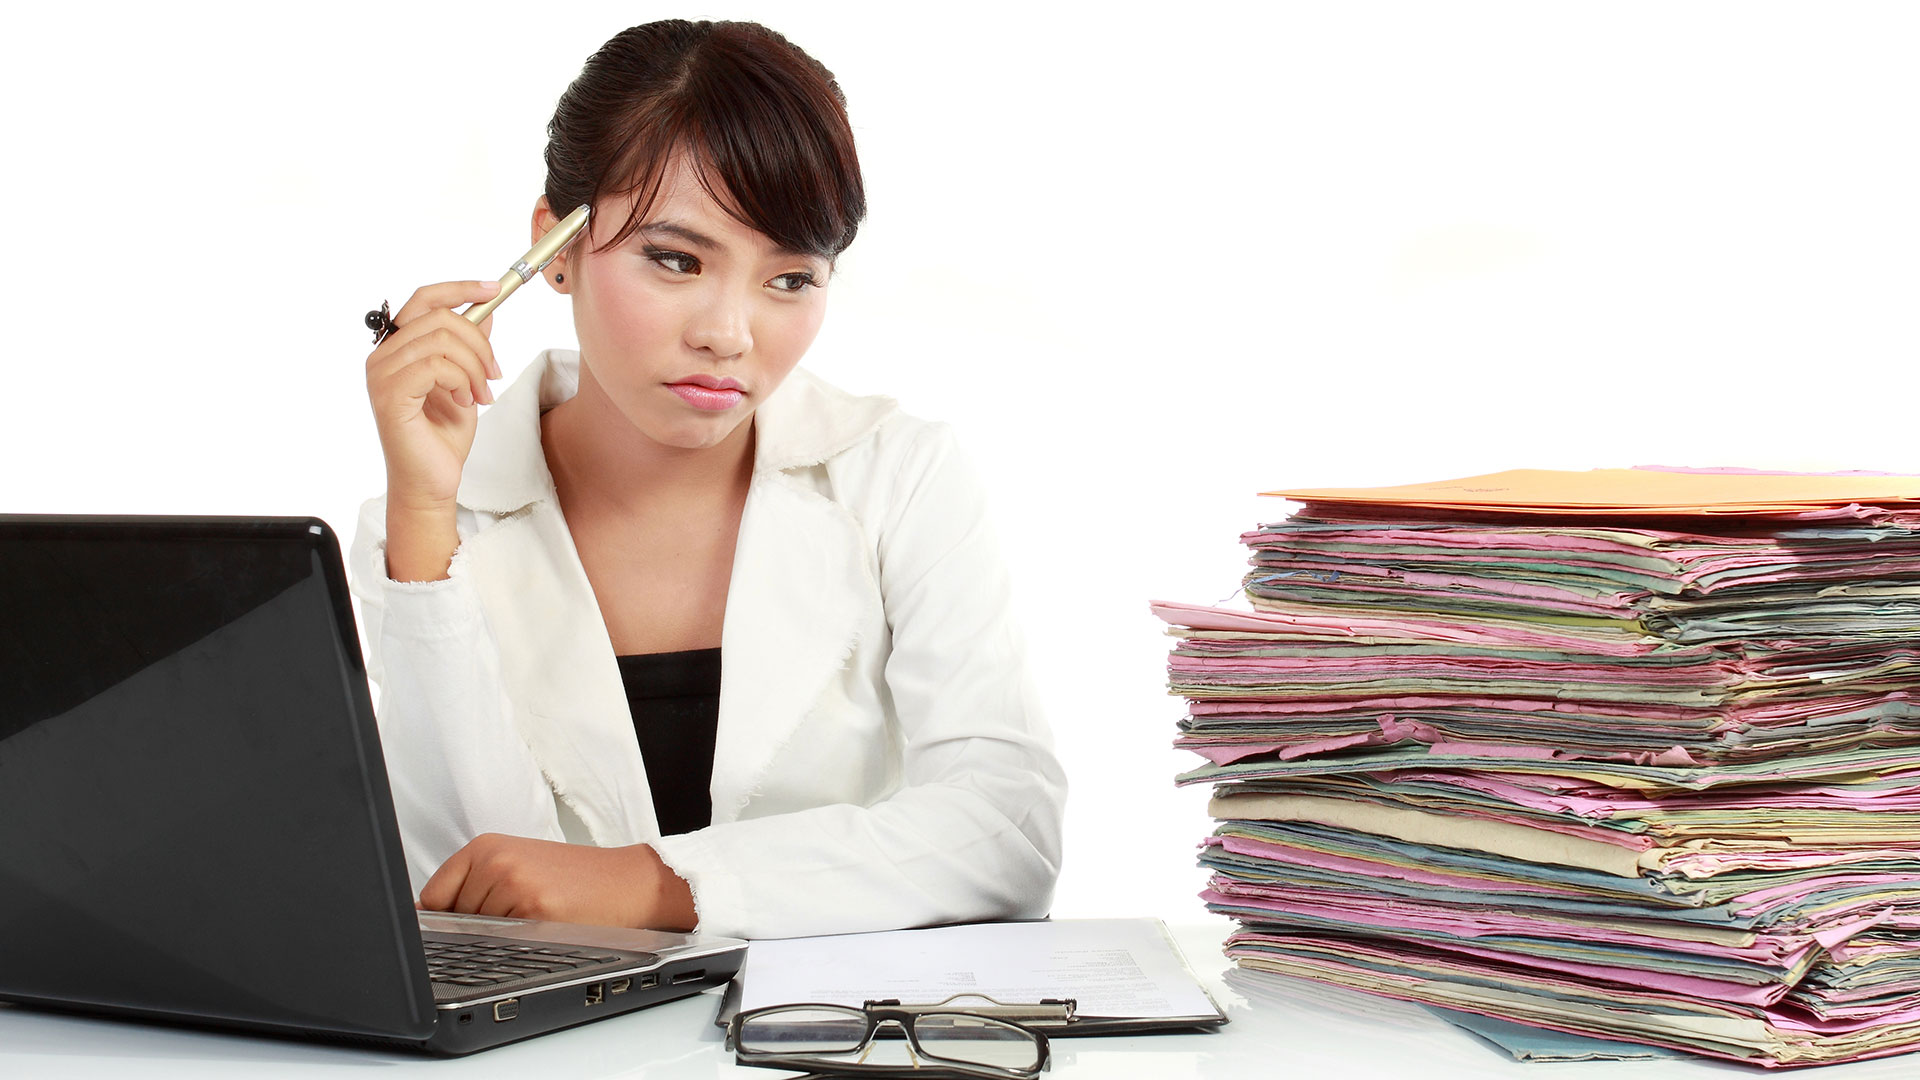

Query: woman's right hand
left=364, top=280, right=501, bottom=581
left=365, top=280, right=503, bottom=506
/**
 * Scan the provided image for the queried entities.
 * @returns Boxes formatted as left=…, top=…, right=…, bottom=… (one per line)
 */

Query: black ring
left=365, top=301, right=398, bottom=345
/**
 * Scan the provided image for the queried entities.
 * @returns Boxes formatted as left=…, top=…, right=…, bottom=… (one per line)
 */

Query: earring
left=555, top=273, right=565, bottom=284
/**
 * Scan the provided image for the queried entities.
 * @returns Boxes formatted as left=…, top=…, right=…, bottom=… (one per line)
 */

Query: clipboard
left=712, top=917, right=1228, bottom=1037
left=713, top=982, right=1227, bottom=1036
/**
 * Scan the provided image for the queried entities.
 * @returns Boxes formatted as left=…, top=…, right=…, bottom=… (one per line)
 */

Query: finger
left=393, top=280, right=501, bottom=329
left=374, top=355, right=478, bottom=414
left=444, top=307, right=503, bottom=378
left=466, top=310, right=501, bottom=380
left=505, top=896, right=552, bottom=922
left=451, top=856, right=506, bottom=916
left=411, top=356, right=478, bottom=410
left=418, top=847, right=473, bottom=912
left=372, top=327, right=493, bottom=407
left=414, top=306, right=502, bottom=382
left=477, top=314, right=499, bottom=380
left=374, top=312, right=499, bottom=390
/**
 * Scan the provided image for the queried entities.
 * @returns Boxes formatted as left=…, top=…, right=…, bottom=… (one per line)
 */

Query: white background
left=5, top=1, right=1918, bottom=923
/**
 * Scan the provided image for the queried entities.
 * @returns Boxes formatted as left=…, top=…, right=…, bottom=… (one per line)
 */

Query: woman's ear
left=531, top=197, right=571, bottom=293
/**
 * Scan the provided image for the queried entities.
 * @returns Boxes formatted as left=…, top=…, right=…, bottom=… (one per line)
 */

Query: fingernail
left=478, top=279, right=501, bottom=292
left=481, top=384, right=495, bottom=405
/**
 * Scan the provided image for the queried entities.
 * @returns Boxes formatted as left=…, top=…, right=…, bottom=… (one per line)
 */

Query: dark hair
left=544, top=20, right=865, bottom=261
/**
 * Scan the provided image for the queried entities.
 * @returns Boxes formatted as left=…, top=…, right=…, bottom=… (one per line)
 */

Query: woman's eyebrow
left=640, top=220, right=822, bottom=262
left=639, top=221, right=722, bottom=250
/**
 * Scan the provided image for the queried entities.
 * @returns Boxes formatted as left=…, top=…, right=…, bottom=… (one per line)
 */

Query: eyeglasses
left=730, top=995, right=1057, bottom=1080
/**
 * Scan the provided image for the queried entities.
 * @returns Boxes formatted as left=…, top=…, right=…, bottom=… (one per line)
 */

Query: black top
left=614, top=647, right=722, bottom=836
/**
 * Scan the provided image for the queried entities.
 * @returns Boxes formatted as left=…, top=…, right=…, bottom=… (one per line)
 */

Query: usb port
left=584, top=983, right=606, bottom=1006
left=671, top=969, right=706, bottom=985
left=608, top=978, right=632, bottom=995
left=493, top=999, right=519, bottom=1022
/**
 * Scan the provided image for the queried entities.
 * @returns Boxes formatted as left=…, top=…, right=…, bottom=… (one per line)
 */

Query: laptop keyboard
left=423, top=935, right=628, bottom=989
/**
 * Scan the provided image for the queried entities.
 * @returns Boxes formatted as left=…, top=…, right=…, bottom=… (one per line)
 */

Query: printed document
left=737, top=918, right=1220, bottom=1021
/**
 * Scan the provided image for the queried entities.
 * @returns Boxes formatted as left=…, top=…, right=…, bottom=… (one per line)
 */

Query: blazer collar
left=457, top=349, right=898, bottom=514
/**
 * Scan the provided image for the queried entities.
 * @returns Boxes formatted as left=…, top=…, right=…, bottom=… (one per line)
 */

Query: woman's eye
left=645, top=248, right=699, bottom=275
left=769, top=271, right=819, bottom=293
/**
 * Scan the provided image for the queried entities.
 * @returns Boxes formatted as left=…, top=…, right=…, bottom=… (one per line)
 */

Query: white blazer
left=348, top=350, right=1067, bottom=939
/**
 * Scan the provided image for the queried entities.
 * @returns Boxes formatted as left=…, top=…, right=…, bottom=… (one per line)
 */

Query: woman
left=349, top=20, right=1066, bottom=940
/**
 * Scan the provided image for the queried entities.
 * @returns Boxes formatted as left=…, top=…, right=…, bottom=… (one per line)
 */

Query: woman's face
left=541, top=154, right=831, bottom=453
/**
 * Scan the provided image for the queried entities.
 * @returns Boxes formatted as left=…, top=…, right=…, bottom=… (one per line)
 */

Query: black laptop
left=0, top=515, right=746, bottom=1054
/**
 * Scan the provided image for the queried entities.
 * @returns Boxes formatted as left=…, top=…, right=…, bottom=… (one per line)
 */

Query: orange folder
left=1265, top=468, right=1920, bottom=517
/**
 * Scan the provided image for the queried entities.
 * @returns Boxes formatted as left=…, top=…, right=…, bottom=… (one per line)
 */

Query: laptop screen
left=0, top=517, right=436, bottom=1041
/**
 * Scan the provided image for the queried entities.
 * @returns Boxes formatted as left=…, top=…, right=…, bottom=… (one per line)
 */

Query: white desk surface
left=4, top=919, right=1916, bottom=1079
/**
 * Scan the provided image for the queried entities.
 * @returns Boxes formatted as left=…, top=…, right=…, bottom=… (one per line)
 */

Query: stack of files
left=1158, top=468, right=1920, bottom=1067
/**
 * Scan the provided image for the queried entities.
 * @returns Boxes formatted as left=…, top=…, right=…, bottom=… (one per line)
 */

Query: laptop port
left=671, top=969, right=706, bottom=985
left=608, top=978, right=632, bottom=995
left=493, top=999, right=519, bottom=1022
left=584, top=982, right=605, bottom=1006
left=638, top=973, right=660, bottom=989
left=457, top=1012, right=473, bottom=1025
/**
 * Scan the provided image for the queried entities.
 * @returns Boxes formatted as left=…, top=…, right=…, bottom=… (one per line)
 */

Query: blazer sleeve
left=348, top=498, right=566, bottom=891
left=651, top=422, right=1068, bottom=938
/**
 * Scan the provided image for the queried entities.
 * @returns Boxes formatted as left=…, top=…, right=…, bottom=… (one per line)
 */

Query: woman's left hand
left=417, top=833, right=697, bottom=931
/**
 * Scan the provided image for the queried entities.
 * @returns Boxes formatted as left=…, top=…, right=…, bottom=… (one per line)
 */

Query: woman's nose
left=685, top=287, right=753, bottom=358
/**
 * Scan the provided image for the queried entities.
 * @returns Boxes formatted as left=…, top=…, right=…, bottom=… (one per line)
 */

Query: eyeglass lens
left=738, top=1006, right=871, bottom=1053
left=913, top=1013, right=1043, bottom=1070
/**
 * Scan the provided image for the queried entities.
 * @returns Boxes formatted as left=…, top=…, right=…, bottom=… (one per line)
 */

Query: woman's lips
left=668, top=382, right=746, bottom=411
